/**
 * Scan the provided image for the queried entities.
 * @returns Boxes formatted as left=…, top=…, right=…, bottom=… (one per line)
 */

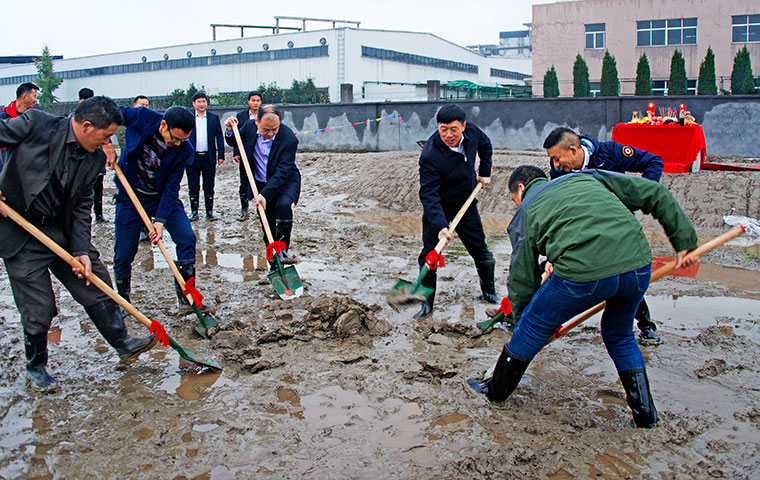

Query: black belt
left=29, top=213, right=61, bottom=226
left=196, top=152, right=209, bottom=156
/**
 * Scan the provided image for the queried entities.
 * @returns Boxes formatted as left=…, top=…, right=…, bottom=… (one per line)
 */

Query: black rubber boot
left=275, top=219, right=293, bottom=260
left=413, top=269, right=436, bottom=318
left=175, top=261, right=195, bottom=307
left=205, top=195, right=216, bottom=221
left=237, top=194, right=249, bottom=222
left=466, top=345, right=530, bottom=403
left=189, top=195, right=199, bottom=222
left=93, top=195, right=106, bottom=223
left=618, top=367, right=658, bottom=428
left=85, top=300, right=157, bottom=365
left=115, top=275, right=131, bottom=304
left=475, top=260, right=499, bottom=304
left=636, top=299, right=661, bottom=345
left=24, top=331, right=59, bottom=393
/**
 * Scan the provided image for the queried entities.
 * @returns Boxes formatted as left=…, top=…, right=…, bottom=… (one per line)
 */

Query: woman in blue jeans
left=468, top=166, right=699, bottom=428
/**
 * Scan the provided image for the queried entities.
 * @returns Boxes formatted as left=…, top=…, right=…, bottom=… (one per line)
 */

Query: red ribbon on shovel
left=496, top=297, right=512, bottom=316
left=182, top=277, right=204, bottom=309
left=425, top=250, right=445, bottom=270
left=150, top=320, right=170, bottom=347
left=266, top=241, right=287, bottom=261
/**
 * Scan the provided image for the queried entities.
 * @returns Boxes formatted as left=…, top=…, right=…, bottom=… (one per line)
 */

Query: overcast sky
left=3, top=0, right=554, bottom=59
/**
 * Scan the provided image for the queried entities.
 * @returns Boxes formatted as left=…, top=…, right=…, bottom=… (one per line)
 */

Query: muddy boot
left=115, top=274, right=131, bottom=317
left=413, top=269, right=436, bottom=319
left=24, top=331, right=59, bottom=393
left=275, top=219, right=293, bottom=262
left=618, top=367, right=658, bottom=428
left=476, top=260, right=499, bottom=304
left=466, top=345, right=530, bottom=403
left=189, top=195, right=199, bottom=222
left=85, top=300, right=157, bottom=365
left=237, top=194, right=249, bottom=222
left=636, top=299, right=661, bottom=346
left=175, top=261, right=195, bottom=308
left=205, top=195, right=216, bottom=221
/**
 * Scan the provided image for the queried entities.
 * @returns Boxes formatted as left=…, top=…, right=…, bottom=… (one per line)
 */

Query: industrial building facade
left=0, top=28, right=529, bottom=104
left=531, top=0, right=760, bottom=96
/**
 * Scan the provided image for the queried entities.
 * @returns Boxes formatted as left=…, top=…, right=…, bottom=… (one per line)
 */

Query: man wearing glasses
left=110, top=105, right=199, bottom=310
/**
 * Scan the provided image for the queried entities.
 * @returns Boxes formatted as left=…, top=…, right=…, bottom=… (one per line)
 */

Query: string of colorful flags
left=293, top=114, right=404, bottom=136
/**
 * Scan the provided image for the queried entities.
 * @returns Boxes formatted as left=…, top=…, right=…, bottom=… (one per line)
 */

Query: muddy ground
left=1, top=149, right=759, bottom=479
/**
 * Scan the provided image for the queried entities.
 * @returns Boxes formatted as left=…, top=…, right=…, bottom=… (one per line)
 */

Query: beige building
left=532, top=0, right=760, bottom=96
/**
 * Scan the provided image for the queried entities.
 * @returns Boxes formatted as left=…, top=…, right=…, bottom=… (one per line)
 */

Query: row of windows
left=0, top=45, right=329, bottom=86
left=733, top=15, right=760, bottom=43
left=490, top=68, right=529, bottom=81
left=585, top=79, right=699, bottom=97
left=361, top=46, right=478, bottom=74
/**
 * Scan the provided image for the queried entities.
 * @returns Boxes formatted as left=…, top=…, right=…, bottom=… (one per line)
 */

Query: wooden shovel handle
left=433, top=182, right=483, bottom=253
left=111, top=163, right=195, bottom=304
left=0, top=199, right=153, bottom=329
left=547, top=225, right=746, bottom=344
left=231, top=123, right=275, bottom=244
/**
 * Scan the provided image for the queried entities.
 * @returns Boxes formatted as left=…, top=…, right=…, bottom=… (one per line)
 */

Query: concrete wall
left=216, top=96, right=760, bottom=157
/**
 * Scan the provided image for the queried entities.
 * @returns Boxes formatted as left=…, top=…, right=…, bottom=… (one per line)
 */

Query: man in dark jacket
left=224, top=105, right=300, bottom=271
left=232, top=91, right=262, bottom=220
left=0, top=97, right=156, bottom=393
left=545, top=127, right=664, bottom=345
left=468, top=165, right=698, bottom=428
left=112, top=106, right=197, bottom=309
left=186, top=92, right=225, bottom=221
left=414, top=104, right=499, bottom=318
left=0, top=82, right=40, bottom=172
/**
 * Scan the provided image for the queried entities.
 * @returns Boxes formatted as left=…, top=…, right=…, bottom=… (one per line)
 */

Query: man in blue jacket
left=545, top=127, right=664, bottom=345
left=414, top=104, right=499, bottom=318
left=111, top=106, right=198, bottom=309
left=186, top=92, right=225, bottom=221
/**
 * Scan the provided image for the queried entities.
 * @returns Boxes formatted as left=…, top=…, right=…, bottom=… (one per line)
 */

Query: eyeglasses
left=167, top=131, right=188, bottom=144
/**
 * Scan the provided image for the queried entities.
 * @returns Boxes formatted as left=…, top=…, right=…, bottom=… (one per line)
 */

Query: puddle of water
left=192, top=423, right=218, bottom=433
left=694, top=263, right=760, bottom=299
left=276, top=387, right=302, bottom=408
left=429, top=414, right=468, bottom=427
left=645, top=295, right=760, bottom=341
left=157, top=356, right=226, bottom=401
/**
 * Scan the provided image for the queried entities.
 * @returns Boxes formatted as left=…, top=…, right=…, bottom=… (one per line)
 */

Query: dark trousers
left=3, top=224, right=111, bottom=335
left=254, top=179, right=294, bottom=244
left=418, top=203, right=494, bottom=268
left=92, top=174, right=105, bottom=217
left=185, top=153, right=216, bottom=200
left=113, top=197, right=196, bottom=277
left=239, top=160, right=252, bottom=200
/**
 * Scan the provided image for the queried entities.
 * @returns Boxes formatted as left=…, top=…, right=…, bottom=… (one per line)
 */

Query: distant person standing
left=132, top=95, right=149, bottom=109
left=0, top=83, right=40, bottom=173
left=186, top=92, right=225, bottom=221
left=233, top=91, right=262, bottom=220
left=78, top=88, right=94, bottom=102
left=78, top=88, right=108, bottom=223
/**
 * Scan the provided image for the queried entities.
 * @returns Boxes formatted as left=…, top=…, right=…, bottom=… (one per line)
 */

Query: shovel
left=387, top=182, right=483, bottom=310
left=546, top=225, right=747, bottom=345
left=112, top=163, right=219, bottom=339
left=0, top=199, right=221, bottom=371
left=231, top=123, right=303, bottom=300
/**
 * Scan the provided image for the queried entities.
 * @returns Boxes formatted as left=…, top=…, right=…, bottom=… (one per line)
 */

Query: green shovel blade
left=268, top=259, right=304, bottom=300
left=386, top=265, right=435, bottom=311
left=168, top=336, right=222, bottom=371
left=477, top=311, right=505, bottom=333
left=191, top=303, right=219, bottom=340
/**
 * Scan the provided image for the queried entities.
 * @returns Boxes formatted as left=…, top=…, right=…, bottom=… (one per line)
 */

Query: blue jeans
left=113, top=197, right=196, bottom=277
left=508, top=264, right=651, bottom=372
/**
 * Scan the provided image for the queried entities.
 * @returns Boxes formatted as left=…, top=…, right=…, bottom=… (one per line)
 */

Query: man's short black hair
left=508, top=165, right=547, bottom=193
left=133, top=95, right=148, bottom=104
left=247, top=91, right=262, bottom=101
left=257, top=104, right=281, bottom=122
left=543, top=127, right=580, bottom=149
left=16, top=82, right=40, bottom=99
left=73, top=96, right=123, bottom=129
left=192, top=92, right=209, bottom=102
left=436, top=104, right=466, bottom=124
left=164, top=106, right=195, bottom=134
left=78, top=88, right=94, bottom=100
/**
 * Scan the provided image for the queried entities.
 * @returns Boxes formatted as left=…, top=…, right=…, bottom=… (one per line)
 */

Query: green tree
left=257, top=82, right=285, bottom=104
left=166, top=88, right=187, bottom=107
left=33, top=46, right=62, bottom=106
left=599, top=50, right=619, bottom=96
left=284, top=78, right=319, bottom=104
left=573, top=54, right=590, bottom=97
left=697, top=47, right=717, bottom=95
left=668, top=49, right=687, bottom=95
left=635, top=53, right=652, bottom=96
left=543, top=65, right=560, bottom=98
left=731, top=45, right=756, bottom=94
left=186, top=83, right=202, bottom=105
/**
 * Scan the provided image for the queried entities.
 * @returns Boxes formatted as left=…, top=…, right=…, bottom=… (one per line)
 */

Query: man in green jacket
left=468, top=165, right=698, bottom=428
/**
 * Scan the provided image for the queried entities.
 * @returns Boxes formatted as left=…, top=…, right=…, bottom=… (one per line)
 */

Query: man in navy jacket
left=111, top=106, right=198, bottom=308
left=545, top=127, right=665, bottom=345
left=186, top=92, right=225, bottom=220
left=415, top=104, right=499, bottom=318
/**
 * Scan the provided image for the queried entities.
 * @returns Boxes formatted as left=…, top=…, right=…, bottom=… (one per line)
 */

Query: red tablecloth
left=611, top=124, right=706, bottom=173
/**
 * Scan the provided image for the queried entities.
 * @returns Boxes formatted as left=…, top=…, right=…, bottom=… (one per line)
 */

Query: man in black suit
left=0, top=97, right=156, bottom=393
left=186, top=92, right=225, bottom=221
left=233, top=91, right=262, bottom=220
left=224, top=105, right=300, bottom=270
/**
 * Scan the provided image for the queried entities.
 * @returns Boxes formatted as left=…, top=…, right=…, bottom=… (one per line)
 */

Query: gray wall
left=215, top=95, right=760, bottom=157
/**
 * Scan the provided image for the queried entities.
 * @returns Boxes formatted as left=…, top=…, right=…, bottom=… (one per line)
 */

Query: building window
left=732, top=14, right=760, bottom=42
left=589, top=81, right=600, bottom=97
left=651, top=80, right=666, bottom=95
left=637, top=18, right=696, bottom=46
left=585, top=23, right=605, bottom=49
left=361, top=46, right=478, bottom=74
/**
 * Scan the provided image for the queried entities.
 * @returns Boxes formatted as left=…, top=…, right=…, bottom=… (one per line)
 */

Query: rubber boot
left=618, top=367, right=658, bottom=428
left=466, top=345, right=530, bottom=403
left=475, top=260, right=499, bottom=304
left=175, top=261, right=195, bottom=307
left=85, top=300, right=157, bottom=365
left=205, top=194, right=216, bottom=221
left=413, top=269, right=436, bottom=318
left=93, top=193, right=106, bottom=223
left=115, top=275, right=131, bottom=304
left=275, top=219, right=293, bottom=261
left=189, top=195, right=199, bottom=222
left=636, top=299, right=661, bottom=346
left=24, top=331, right=59, bottom=393
left=237, top=194, right=249, bottom=222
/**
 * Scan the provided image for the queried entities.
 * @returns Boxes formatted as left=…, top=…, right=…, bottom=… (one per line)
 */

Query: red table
left=611, top=124, right=706, bottom=173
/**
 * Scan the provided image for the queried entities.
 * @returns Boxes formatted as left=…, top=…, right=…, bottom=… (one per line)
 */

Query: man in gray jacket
left=0, top=97, right=156, bottom=394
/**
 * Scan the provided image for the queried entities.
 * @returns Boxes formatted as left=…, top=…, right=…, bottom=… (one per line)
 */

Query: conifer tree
left=543, top=66, right=560, bottom=98
left=573, top=54, right=590, bottom=97
left=668, top=49, right=687, bottom=95
left=697, top=47, right=717, bottom=95
left=635, top=53, right=652, bottom=96
left=731, top=45, right=756, bottom=94
left=33, top=46, right=62, bottom=106
left=599, top=50, right=619, bottom=96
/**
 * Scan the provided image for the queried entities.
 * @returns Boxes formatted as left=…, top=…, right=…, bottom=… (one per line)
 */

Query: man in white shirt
left=186, top=92, right=225, bottom=221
